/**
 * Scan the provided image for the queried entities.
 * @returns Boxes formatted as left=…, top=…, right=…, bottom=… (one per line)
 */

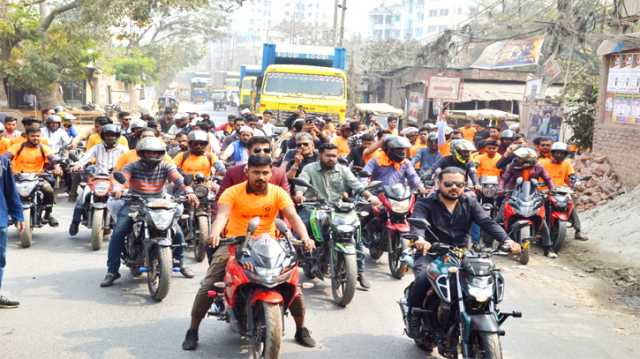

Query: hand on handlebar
left=186, top=193, right=200, bottom=207
left=302, top=237, right=316, bottom=252
left=210, top=232, right=221, bottom=247
left=294, top=193, right=305, bottom=204
left=368, top=196, right=382, bottom=208
left=414, top=238, right=431, bottom=255
left=504, top=239, right=521, bottom=254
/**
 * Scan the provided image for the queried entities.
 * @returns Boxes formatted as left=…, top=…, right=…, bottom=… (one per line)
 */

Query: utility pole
left=333, top=0, right=339, bottom=46
left=338, top=0, right=347, bottom=47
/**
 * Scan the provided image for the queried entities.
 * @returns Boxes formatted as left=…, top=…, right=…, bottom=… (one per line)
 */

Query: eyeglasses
left=297, top=142, right=311, bottom=148
left=253, top=147, right=272, bottom=154
left=442, top=181, right=465, bottom=189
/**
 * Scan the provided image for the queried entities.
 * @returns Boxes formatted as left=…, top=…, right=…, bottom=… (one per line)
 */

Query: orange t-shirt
left=173, top=152, right=218, bottom=177
left=539, top=158, right=575, bottom=187
left=476, top=153, right=502, bottom=177
left=331, top=136, right=350, bottom=157
left=218, top=182, right=294, bottom=237
left=410, top=143, right=425, bottom=159
left=439, top=142, right=451, bottom=157
left=0, top=137, right=11, bottom=154
left=8, top=143, right=51, bottom=173
left=461, top=127, right=477, bottom=141
left=114, top=149, right=172, bottom=171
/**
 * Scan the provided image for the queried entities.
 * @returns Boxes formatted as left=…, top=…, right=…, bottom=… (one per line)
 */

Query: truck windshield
left=264, top=73, right=344, bottom=97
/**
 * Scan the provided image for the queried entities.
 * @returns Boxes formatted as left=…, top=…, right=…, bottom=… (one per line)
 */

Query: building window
left=440, top=9, right=449, bottom=16
left=457, top=8, right=463, bottom=15
left=394, top=14, right=401, bottom=22
left=429, top=9, right=437, bottom=17
left=385, top=29, right=391, bottom=39
left=385, top=15, right=392, bottom=24
left=373, top=15, right=383, bottom=25
left=417, top=12, right=424, bottom=21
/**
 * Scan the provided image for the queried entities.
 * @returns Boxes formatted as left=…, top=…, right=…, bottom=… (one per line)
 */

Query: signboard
left=472, top=35, right=545, bottom=69
left=543, top=55, right=562, bottom=82
left=524, top=101, right=564, bottom=141
left=603, top=52, right=640, bottom=125
left=407, top=91, right=424, bottom=122
left=525, top=78, right=543, bottom=100
left=425, top=76, right=462, bottom=100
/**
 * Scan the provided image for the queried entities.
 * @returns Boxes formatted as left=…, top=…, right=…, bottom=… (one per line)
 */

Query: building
left=368, top=4, right=403, bottom=41
left=422, top=0, right=473, bottom=37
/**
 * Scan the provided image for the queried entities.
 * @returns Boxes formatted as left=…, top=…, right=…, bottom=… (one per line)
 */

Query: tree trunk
left=35, top=83, right=64, bottom=110
left=0, top=79, right=8, bottom=108
left=127, top=83, right=139, bottom=112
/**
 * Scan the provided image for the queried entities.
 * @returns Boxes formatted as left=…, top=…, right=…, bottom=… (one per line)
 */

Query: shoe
left=182, top=328, right=199, bottom=351
left=180, top=266, right=195, bottom=278
left=574, top=232, right=589, bottom=241
left=100, top=272, right=121, bottom=287
left=0, top=295, right=20, bottom=309
left=47, top=216, right=59, bottom=227
left=294, top=327, right=316, bottom=348
left=357, top=273, right=371, bottom=290
left=545, top=251, right=558, bottom=259
left=69, top=222, right=79, bottom=236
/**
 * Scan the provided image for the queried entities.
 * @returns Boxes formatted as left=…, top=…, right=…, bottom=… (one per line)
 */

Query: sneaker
left=294, top=327, right=316, bottom=348
left=357, top=273, right=371, bottom=290
left=182, top=328, right=199, bottom=351
left=574, top=232, right=589, bottom=241
left=47, top=216, right=59, bottom=227
left=0, top=295, right=19, bottom=309
left=180, top=266, right=195, bottom=279
left=545, top=251, right=558, bottom=259
left=69, top=222, right=80, bottom=236
left=100, top=272, right=121, bottom=287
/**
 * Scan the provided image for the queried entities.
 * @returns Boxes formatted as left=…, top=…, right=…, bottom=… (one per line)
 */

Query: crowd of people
left=0, top=105, right=587, bottom=353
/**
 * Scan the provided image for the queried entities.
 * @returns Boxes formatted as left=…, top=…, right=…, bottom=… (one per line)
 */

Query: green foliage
left=110, top=52, right=157, bottom=84
left=565, top=85, right=597, bottom=150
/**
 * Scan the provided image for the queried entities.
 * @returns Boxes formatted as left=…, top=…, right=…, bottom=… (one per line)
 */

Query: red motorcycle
left=362, top=182, right=416, bottom=279
left=207, top=218, right=302, bottom=359
left=546, top=186, right=574, bottom=253
left=502, top=177, right=546, bottom=265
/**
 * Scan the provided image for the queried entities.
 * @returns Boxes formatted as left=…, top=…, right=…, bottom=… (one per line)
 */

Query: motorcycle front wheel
left=194, top=216, right=209, bottom=263
left=551, top=220, right=567, bottom=253
left=331, top=252, right=357, bottom=307
left=90, top=209, right=104, bottom=251
left=470, top=332, right=503, bottom=359
left=19, top=208, right=33, bottom=248
left=388, top=232, right=408, bottom=279
left=250, top=302, right=282, bottom=359
left=147, top=245, right=172, bottom=302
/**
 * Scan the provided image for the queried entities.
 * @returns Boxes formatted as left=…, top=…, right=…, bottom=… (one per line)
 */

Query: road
left=2, top=201, right=639, bottom=359
left=178, top=101, right=235, bottom=126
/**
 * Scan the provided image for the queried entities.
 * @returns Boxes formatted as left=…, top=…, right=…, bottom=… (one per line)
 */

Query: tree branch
left=39, top=0, right=81, bottom=33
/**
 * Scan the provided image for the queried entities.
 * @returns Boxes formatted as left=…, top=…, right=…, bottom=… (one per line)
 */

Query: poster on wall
left=525, top=103, right=564, bottom=141
left=607, top=53, right=640, bottom=94
left=407, top=91, right=424, bottom=122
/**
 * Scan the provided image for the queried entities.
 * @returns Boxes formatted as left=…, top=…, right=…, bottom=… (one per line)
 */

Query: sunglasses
left=443, top=181, right=465, bottom=189
left=297, top=142, right=311, bottom=148
left=253, top=148, right=272, bottom=154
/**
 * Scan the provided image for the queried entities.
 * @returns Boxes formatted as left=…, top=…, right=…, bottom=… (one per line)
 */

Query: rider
left=100, top=137, right=198, bottom=287
left=40, top=115, right=71, bottom=154
left=533, top=136, right=553, bottom=159
left=475, top=139, right=502, bottom=177
left=68, top=124, right=129, bottom=236
left=294, top=143, right=383, bottom=289
left=81, top=117, right=129, bottom=150
left=431, top=139, right=480, bottom=189
left=498, top=129, right=516, bottom=155
left=347, top=133, right=375, bottom=173
left=173, top=130, right=225, bottom=177
left=411, top=133, right=442, bottom=176
left=5, top=127, right=63, bottom=226
left=539, top=142, right=589, bottom=241
left=168, top=113, right=191, bottom=137
left=125, top=119, right=146, bottom=150
left=182, top=155, right=317, bottom=351
left=405, top=167, right=519, bottom=341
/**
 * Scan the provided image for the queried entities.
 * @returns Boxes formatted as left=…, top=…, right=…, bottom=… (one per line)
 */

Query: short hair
left=361, top=133, right=375, bottom=142
left=319, top=143, right=338, bottom=153
left=533, top=136, right=551, bottom=145
left=117, top=111, right=130, bottom=119
left=263, top=110, right=273, bottom=116
left=234, top=117, right=245, bottom=124
left=247, top=155, right=272, bottom=168
left=296, top=132, right=313, bottom=143
left=438, top=166, right=466, bottom=180
left=4, top=116, right=17, bottom=124
left=140, top=127, right=158, bottom=137
left=419, top=126, right=430, bottom=132
left=483, top=139, right=499, bottom=147
left=25, top=126, right=41, bottom=135
left=387, top=116, right=398, bottom=122
left=248, top=136, right=271, bottom=149
left=175, top=132, right=188, bottom=138
left=227, top=114, right=236, bottom=121
left=22, top=117, right=39, bottom=126
left=245, top=115, right=258, bottom=123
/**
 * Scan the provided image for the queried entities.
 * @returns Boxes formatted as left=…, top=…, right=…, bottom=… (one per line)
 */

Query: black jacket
left=410, top=192, right=508, bottom=247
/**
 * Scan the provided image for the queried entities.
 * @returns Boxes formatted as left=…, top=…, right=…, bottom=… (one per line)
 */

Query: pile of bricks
left=572, top=154, right=625, bottom=210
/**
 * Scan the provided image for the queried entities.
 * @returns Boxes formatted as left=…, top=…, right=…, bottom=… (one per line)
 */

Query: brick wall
left=592, top=122, right=640, bottom=186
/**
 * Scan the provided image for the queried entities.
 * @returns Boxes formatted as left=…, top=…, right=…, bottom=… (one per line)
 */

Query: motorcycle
left=546, top=186, right=574, bottom=252
left=291, top=177, right=360, bottom=307
left=12, top=172, right=54, bottom=248
left=502, top=177, right=546, bottom=265
left=181, top=174, right=217, bottom=263
left=77, top=166, right=113, bottom=250
left=113, top=172, right=183, bottom=301
left=361, top=179, right=416, bottom=279
left=478, top=175, right=500, bottom=247
left=207, top=218, right=302, bottom=359
left=399, top=218, right=521, bottom=359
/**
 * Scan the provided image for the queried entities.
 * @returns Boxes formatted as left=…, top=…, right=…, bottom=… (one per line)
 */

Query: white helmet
left=61, top=112, right=76, bottom=120
left=188, top=130, right=209, bottom=143
left=551, top=142, right=568, bottom=152
left=401, top=127, right=419, bottom=136
left=444, top=126, right=453, bottom=135
left=174, top=112, right=189, bottom=120
left=130, top=119, right=146, bottom=130
left=54, top=105, right=64, bottom=113
left=46, top=115, right=62, bottom=123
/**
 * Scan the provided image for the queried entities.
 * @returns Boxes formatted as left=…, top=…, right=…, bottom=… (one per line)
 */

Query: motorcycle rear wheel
left=147, top=246, right=172, bottom=302
left=194, top=216, right=209, bottom=263
left=90, top=209, right=104, bottom=251
left=388, top=233, right=408, bottom=279
left=331, top=253, right=357, bottom=307
left=250, top=302, right=282, bottom=359
left=19, top=208, right=33, bottom=248
left=551, top=220, right=567, bottom=253
left=471, top=332, right=503, bottom=359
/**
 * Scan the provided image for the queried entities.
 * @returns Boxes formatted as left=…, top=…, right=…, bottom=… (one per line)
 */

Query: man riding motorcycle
left=173, top=130, right=225, bottom=177
left=182, top=155, right=317, bottom=351
left=100, top=137, right=199, bottom=287
left=406, top=167, right=519, bottom=341
left=411, top=133, right=442, bottom=175
left=5, top=127, right=63, bottom=226
left=294, top=143, right=382, bottom=289
left=539, top=142, right=589, bottom=241
left=68, top=125, right=129, bottom=236
left=40, top=115, right=72, bottom=154
left=431, top=139, right=479, bottom=190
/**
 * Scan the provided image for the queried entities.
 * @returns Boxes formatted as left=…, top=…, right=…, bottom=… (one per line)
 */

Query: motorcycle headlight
left=467, top=276, right=494, bottom=303
left=194, top=185, right=209, bottom=198
left=482, top=185, right=497, bottom=198
left=254, top=266, right=282, bottom=285
left=94, top=181, right=110, bottom=196
left=389, top=199, right=410, bottom=214
left=147, top=209, right=176, bottom=231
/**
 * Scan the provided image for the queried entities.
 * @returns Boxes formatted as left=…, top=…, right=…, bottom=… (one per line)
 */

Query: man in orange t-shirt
left=460, top=121, right=477, bottom=142
left=173, top=130, right=224, bottom=177
left=0, top=123, right=10, bottom=154
left=475, top=140, right=502, bottom=177
left=182, top=155, right=317, bottom=351
left=331, top=124, right=351, bottom=158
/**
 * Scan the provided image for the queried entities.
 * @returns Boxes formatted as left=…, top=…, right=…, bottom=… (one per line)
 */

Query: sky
left=343, top=1, right=380, bottom=38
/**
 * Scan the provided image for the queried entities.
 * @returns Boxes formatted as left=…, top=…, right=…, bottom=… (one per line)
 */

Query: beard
left=440, top=190, right=460, bottom=201
left=320, top=161, right=336, bottom=170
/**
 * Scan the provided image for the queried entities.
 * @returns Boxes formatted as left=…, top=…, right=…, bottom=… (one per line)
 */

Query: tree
left=360, top=39, right=423, bottom=73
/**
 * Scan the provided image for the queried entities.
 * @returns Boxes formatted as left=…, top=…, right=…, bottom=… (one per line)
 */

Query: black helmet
left=100, top=124, right=119, bottom=148
left=383, top=135, right=411, bottom=162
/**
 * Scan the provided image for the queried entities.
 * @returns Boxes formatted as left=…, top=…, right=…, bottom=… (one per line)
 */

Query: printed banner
left=472, top=35, right=545, bottom=69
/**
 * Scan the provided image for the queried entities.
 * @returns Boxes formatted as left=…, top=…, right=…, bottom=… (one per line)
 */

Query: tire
left=331, top=252, right=357, bottom=307
left=519, top=244, right=530, bottom=265
left=551, top=220, right=567, bottom=253
left=388, top=232, right=408, bottom=279
left=414, top=337, right=435, bottom=353
left=194, top=216, right=209, bottom=263
left=369, top=246, right=384, bottom=260
left=472, top=332, right=503, bottom=359
left=90, top=209, right=104, bottom=251
left=250, top=302, right=282, bottom=359
left=19, top=208, right=33, bottom=248
left=147, top=246, right=172, bottom=302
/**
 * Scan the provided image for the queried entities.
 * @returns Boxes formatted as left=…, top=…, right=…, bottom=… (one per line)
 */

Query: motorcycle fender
left=91, top=202, right=108, bottom=210
left=470, top=314, right=500, bottom=333
left=334, top=243, right=356, bottom=255
left=552, top=212, right=569, bottom=221
left=250, top=289, right=284, bottom=306
left=385, top=221, right=410, bottom=232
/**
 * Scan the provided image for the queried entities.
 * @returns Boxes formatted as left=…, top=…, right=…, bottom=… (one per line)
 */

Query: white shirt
left=261, top=123, right=274, bottom=137
left=76, top=143, right=128, bottom=173
left=41, top=127, right=70, bottom=153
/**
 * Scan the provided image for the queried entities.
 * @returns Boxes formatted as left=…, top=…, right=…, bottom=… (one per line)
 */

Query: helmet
left=46, top=115, right=62, bottom=123
left=427, top=132, right=438, bottom=144
left=513, top=147, right=538, bottom=169
left=136, top=137, right=165, bottom=166
left=424, top=123, right=437, bottom=131
left=130, top=119, right=146, bottom=130
left=444, top=126, right=453, bottom=136
left=100, top=124, right=119, bottom=147
left=54, top=105, right=64, bottom=113
left=60, top=112, right=76, bottom=121
left=188, top=130, right=209, bottom=143
left=551, top=142, right=568, bottom=152
left=500, top=129, right=515, bottom=140
left=451, top=139, right=476, bottom=165
left=174, top=112, right=189, bottom=121
left=401, top=127, right=419, bottom=137
left=509, top=123, right=520, bottom=132
left=383, top=135, right=411, bottom=162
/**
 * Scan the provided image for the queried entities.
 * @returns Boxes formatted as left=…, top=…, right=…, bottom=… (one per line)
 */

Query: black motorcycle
left=399, top=218, right=521, bottom=359
left=181, top=173, right=217, bottom=263
left=13, top=172, right=55, bottom=248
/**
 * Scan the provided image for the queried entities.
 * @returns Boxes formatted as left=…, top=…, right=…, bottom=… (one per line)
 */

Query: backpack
left=16, top=142, right=46, bottom=162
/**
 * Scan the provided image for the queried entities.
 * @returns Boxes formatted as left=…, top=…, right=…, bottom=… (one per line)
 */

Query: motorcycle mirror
left=290, top=177, right=312, bottom=188
left=213, top=282, right=226, bottom=290
left=247, top=217, right=260, bottom=235
left=358, top=170, right=371, bottom=178
left=113, top=172, right=127, bottom=185
left=408, top=218, right=430, bottom=229
left=275, top=218, right=289, bottom=235
left=183, top=174, right=193, bottom=186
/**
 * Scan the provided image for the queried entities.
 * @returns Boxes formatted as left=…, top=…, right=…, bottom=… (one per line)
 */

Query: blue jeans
left=471, top=223, right=481, bottom=245
left=106, top=205, right=184, bottom=274
left=0, top=228, right=7, bottom=289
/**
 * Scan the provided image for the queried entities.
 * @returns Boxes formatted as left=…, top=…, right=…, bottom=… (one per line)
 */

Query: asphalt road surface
left=178, top=101, right=235, bottom=126
left=2, top=201, right=639, bottom=359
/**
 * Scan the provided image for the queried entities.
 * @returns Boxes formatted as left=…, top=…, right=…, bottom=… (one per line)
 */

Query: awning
left=458, top=83, right=525, bottom=102
left=355, top=103, right=404, bottom=116
left=597, top=33, right=640, bottom=56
